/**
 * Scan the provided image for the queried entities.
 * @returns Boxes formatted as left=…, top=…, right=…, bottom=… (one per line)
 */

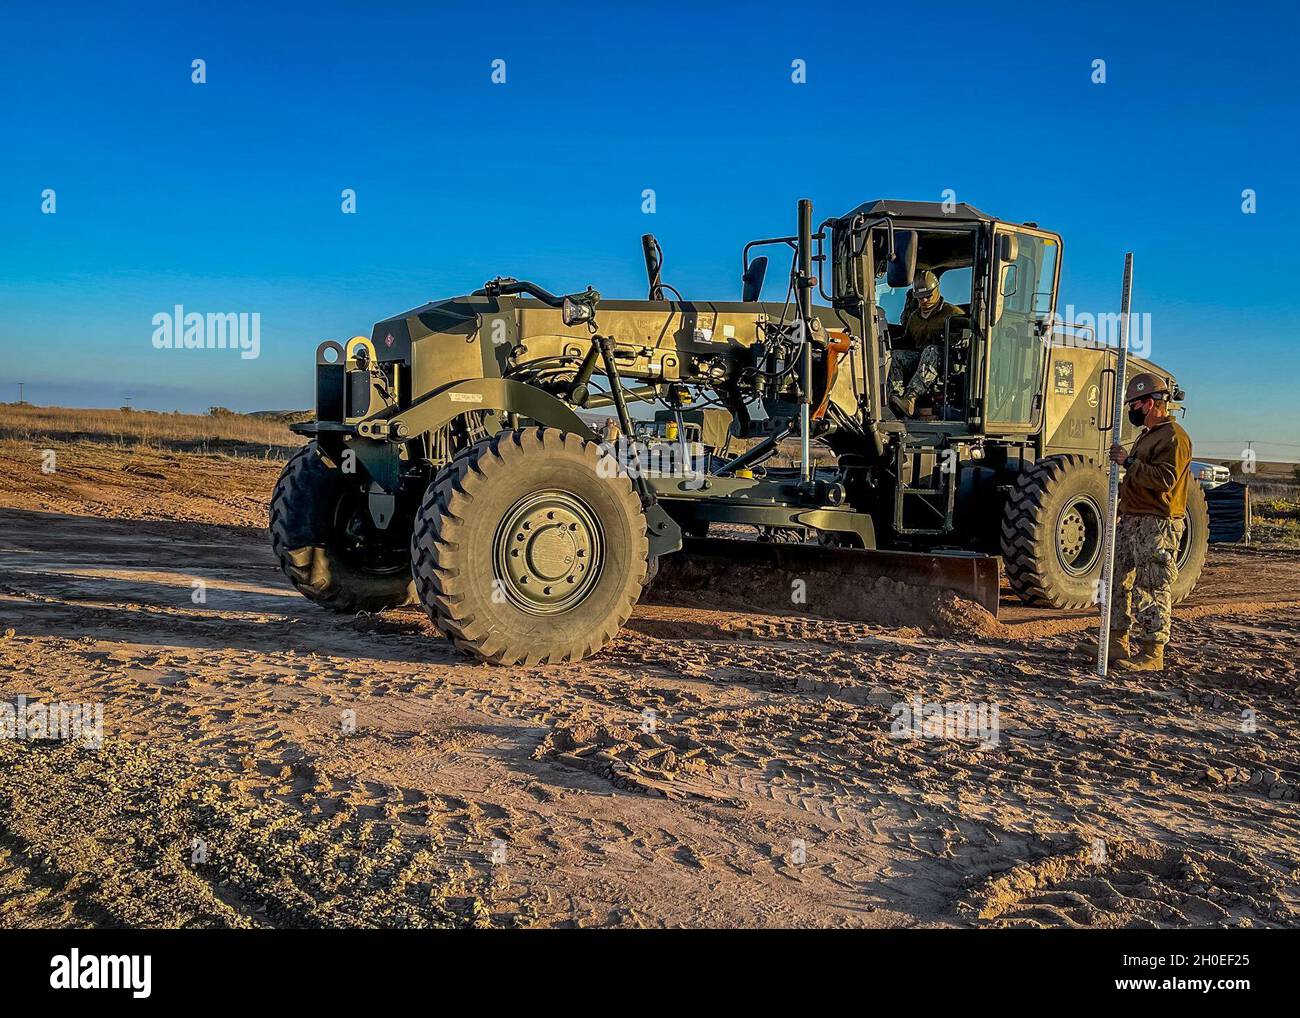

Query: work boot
left=889, top=392, right=917, bottom=418
left=1117, top=641, right=1165, bottom=672
left=1085, top=631, right=1129, bottom=665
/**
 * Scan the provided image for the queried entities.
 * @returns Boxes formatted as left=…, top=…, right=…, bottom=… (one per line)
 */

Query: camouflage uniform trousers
left=1112, top=513, right=1184, bottom=646
left=887, top=345, right=942, bottom=398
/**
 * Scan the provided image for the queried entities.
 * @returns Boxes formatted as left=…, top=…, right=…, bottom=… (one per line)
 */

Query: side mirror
left=997, top=232, right=1020, bottom=263
left=886, top=230, right=918, bottom=288
left=742, top=256, right=768, bottom=302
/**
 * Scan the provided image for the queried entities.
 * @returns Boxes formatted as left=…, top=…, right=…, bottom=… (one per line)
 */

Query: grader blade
left=650, top=537, right=1001, bottom=620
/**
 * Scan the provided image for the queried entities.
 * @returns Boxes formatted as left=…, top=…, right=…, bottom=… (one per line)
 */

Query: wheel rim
left=493, top=490, right=604, bottom=615
left=1055, top=494, right=1103, bottom=576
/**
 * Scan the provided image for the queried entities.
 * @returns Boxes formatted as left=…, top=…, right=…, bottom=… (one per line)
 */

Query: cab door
left=983, top=225, right=1061, bottom=435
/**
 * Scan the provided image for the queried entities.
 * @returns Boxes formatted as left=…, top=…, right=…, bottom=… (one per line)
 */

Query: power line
left=1194, top=440, right=1300, bottom=450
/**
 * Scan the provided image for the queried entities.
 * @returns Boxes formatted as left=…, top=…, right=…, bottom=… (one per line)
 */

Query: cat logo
left=384, top=334, right=395, bottom=347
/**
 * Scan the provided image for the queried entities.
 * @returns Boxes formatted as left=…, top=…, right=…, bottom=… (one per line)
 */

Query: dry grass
left=1254, top=495, right=1300, bottom=550
left=0, top=403, right=303, bottom=458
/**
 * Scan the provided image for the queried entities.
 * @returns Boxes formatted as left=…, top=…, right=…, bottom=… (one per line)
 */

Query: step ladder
left=892, top=440, right=957, bottom=537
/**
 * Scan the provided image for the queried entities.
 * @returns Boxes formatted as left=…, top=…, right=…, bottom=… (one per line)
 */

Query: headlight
left=562, top=296, right=595, bottom=328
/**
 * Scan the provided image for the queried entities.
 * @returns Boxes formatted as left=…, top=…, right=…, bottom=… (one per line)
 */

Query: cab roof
left=839, top=199, right=993, bottom=223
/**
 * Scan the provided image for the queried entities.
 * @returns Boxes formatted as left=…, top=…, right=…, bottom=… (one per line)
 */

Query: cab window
left=986, top=231, right=1058, bottom=427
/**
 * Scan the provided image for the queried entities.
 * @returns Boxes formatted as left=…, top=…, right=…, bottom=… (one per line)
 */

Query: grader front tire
left=270, top=443, right=417, bottom=613
left=411, top=428, right=648, bottom=665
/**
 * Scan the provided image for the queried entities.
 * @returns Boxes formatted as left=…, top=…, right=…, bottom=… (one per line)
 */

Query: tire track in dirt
left=3, top=493, right=1300, bottom=927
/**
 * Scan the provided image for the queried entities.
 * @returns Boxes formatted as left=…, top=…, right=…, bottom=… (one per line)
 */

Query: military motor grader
left=272, top=198, right=1208, bottom=664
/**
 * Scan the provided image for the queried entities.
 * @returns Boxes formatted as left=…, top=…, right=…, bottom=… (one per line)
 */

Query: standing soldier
left=1100, top=372, right=1193, bottom=671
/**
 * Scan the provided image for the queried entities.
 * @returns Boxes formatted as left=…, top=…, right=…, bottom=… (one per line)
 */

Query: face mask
left=1128, top=406, right=1147, bottom=427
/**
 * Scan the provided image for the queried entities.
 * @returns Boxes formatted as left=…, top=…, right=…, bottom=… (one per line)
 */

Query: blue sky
left=2, top=0, right=1297, bottom=459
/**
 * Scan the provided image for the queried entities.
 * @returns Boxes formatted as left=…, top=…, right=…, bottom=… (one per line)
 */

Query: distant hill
left=247, top=409, right=314, bottom=423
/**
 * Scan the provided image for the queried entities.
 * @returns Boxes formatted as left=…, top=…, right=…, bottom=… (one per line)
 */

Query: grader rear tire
left=1171, top=481, right=1209, bottom=604
left=270, top=443, right=417, bottom=613
left=411, top=427, right=648, bottom=665
left=1001, top=454, right=1109, bottom=609
left=1001, top=453, right=1210, bottom=609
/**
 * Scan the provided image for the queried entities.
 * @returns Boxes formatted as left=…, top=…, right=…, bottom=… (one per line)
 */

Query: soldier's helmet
left=912, top=270, right=940, bottom=300
left=1124, top=371, right=1171, bottom=404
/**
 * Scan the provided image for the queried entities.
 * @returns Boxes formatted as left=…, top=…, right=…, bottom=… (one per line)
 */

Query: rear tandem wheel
left=1001, top=453, right=1208, bottom=609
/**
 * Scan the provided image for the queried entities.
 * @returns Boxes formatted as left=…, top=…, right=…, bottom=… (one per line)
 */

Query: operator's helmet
left=1124, top=371, right=1171, bottom=405
left=912, top=270, right=940, bottom=300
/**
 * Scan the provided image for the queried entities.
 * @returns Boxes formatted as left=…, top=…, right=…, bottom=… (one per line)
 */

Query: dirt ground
left=3, top=437, right=1300, bottom=928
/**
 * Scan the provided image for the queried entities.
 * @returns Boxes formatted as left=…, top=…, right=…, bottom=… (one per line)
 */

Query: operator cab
left=832, top=200, right=1061, bottom=439
left=871, top=228, right=977, bottom=422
